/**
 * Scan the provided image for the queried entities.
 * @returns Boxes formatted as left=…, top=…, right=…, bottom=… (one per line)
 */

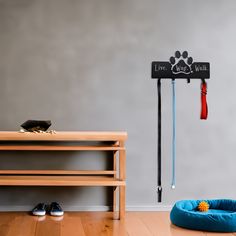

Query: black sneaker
left=49, top=202, right=64, bottom=216
left=32, top=203, right=47, bottom=216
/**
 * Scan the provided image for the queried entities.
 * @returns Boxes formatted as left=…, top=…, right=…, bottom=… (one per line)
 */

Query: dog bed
left=170, top=199, right=236, bottom=232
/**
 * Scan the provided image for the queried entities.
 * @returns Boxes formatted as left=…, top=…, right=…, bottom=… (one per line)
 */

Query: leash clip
left=157, top=186, right=162, bottom=192
left=157, top=186, right=162, bottom=202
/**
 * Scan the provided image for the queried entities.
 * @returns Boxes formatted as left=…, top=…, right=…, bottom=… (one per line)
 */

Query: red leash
left=200, top=80, right=208, bottom=120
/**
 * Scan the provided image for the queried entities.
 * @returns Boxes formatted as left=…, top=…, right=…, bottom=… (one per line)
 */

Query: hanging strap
left=200, top=80, right=208, bottom=120
left=171, top=79, right=176, bottom=189
left=157, top=79, right=162, bottom=202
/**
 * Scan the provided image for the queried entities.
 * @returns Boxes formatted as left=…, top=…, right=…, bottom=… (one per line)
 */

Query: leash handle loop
left=201, top=79, right=208, bottom=120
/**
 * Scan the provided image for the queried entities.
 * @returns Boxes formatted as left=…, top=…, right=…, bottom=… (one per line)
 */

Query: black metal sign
left=152, top=51, right=210, bottom=79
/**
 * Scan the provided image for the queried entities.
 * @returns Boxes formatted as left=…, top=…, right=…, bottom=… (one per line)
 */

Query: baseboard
left=0, top=205, right=111, bottom=212
left=0, top=205, right=172, bottom=212
left=126, top=205, right=172, bottom=211
left=59, top=205, right=112, bottom=211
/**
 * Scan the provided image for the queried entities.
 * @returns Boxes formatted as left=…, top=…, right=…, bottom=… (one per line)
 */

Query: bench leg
left=112, top=150, right=117, bottom=217
left=118, top=146, right=126, bottom=220
left=119, top=185, right=126, bottom=220
left=112, top=186, right=119, bottom=220
left=113, top=186, right=117, bottom=212
left=113, top=150, right=117, bottom=212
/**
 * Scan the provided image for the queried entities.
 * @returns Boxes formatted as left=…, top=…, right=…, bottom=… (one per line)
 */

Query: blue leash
left=171, top=79, right=176, bottom=189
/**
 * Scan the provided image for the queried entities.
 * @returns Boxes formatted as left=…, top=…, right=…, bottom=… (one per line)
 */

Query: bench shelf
left=0, top=175, right=126, bottom=186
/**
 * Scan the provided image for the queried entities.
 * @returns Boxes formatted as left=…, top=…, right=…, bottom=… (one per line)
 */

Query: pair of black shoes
left=32, top=202, right=64, bottom=217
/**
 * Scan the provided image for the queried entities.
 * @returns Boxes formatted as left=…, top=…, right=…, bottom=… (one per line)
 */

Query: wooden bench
left=0, top=131, right=127, bottom=219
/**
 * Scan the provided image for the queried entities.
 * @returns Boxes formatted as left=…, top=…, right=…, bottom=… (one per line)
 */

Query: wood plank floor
left=0, top=211, right=234, bottom=236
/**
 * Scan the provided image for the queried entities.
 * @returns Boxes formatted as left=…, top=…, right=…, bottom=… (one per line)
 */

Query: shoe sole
left=50, top=212, right=64, bottom=216
left=32, top=211, right=46, bottom=216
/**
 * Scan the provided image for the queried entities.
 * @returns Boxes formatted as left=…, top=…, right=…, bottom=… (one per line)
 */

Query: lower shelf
left=0, top=175, right=125, bottom=186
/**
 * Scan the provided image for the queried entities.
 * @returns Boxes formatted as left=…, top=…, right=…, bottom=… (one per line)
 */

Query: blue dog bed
left=170, top=199, right=236, bottom=232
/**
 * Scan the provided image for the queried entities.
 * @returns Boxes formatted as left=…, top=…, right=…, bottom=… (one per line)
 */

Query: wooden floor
left=0, top=211, right=235, bottom=236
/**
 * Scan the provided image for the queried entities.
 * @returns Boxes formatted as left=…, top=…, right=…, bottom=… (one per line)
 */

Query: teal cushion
left=170, top=199, right=236, bottom=232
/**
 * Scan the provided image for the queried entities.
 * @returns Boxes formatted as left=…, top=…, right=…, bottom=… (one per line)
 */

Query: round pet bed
left=170, top=199, right=236, bottom=232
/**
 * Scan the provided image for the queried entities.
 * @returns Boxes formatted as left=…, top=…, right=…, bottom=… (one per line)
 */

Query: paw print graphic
left=169, top=51, right=193, bottom=75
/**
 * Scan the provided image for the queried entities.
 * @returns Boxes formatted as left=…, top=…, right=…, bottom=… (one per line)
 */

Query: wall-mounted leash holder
left=152, top=50, right=210, bottom=80
left=151, top=51, right=210, bottom=202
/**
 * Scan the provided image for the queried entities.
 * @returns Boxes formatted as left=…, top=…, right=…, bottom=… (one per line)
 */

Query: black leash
left=157, top=79, right=162, bottom=202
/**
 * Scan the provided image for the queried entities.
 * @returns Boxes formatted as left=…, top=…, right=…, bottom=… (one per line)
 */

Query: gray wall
left=0, top=0, right=236, bottom=210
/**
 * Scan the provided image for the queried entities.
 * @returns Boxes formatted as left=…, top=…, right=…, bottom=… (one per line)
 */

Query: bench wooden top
left=0, top=131, right=128, bottom=142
